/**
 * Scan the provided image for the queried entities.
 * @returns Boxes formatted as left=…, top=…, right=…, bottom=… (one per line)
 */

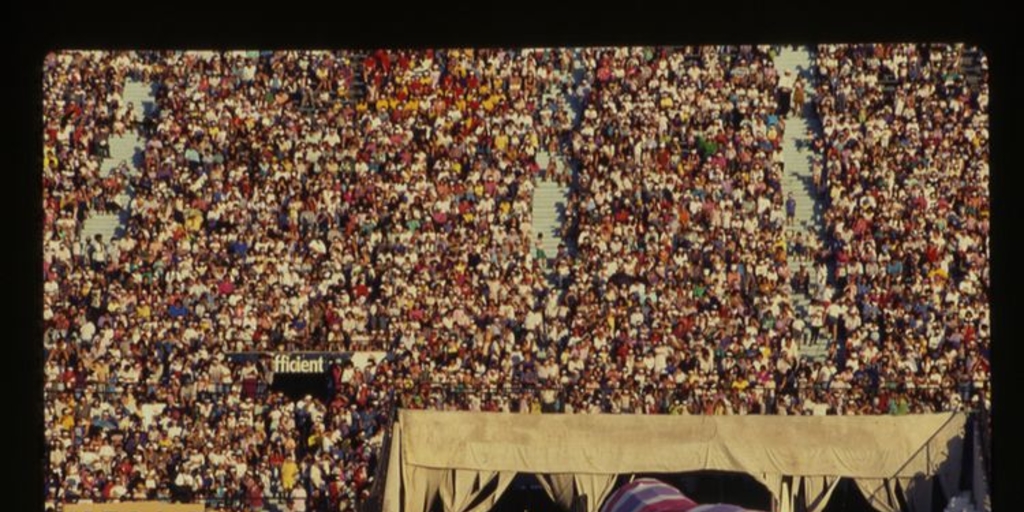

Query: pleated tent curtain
left=854, top=478, right=900, bottom=512
left=439, top=469, right=488, bottom=512
left=404, top=466, right=444, bottom=512
left=759, top=473, right=783, bottom=512
left=801, top=476, right=841, bottom=512
left=393, top=411, right=969, bottom=512
left=464, top=471, right=516, bottom=512
left=417, top=468, right=520, bottom=512
left=786, top=477, right=802, bottom=512
left=778, top=478, right=793, bottom=512
left=573, top=473, right=618, bottom=512
left=537, top=473, right=577, bottom=511
left=438, top=470, right=518, bottom=512
left=790, top=477, right=802, bottom=512
left=383, top=421, right=404, bottom=512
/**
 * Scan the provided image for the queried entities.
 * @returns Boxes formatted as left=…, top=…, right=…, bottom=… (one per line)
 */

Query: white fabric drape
left=465, top=471, right=516, bottom=512
left=404, top=466, right=444, bottom=512
left=854, top=478, right=899, bottom=512
left=782, top=477, right=798, bottom=512
left=536, top=473, right=577, bottom=511
left=438, top=470, right=516, bottom=512
left=573, top=473, right=618, bottom=512
left=801, top=476, right=840, bottom=512
left=400, top=410, right=964, bottom=477
left=383, top=421, right=404, bottom=512
left=439, top=470, right=486, bottom=512
left=778, top=477, right=794, bottom=512
left=393, top=410, right=968, bottom=512
left=759, top=473, right=782, bottom=512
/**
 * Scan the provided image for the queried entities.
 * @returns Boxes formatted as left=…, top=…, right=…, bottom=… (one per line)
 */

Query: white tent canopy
left=383, top=410, right=966, bottom=512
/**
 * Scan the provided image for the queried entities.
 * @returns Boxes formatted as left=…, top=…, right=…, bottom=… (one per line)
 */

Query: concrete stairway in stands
left=960, top=46, right=986, bottom=90
left=531, top=150, right=569, bottom=261
left=124, top=79, right=157, bottom=122
left=775, top=46, right=829, bottom=361
left=264, top=496, right=287, bottom=512
left=532, top=49, right=587, bottom=266
left=349, top=51, right=368, bottom=104
left=80, top=214, right=122, bottom=245
left=83, top=79, right=154, bottom=246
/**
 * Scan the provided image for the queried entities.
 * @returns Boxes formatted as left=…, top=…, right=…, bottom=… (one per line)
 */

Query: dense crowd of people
left=810, top=43, right=990, bottom=416
left=42, top=46, right=989, bottom=511
left=555, top=46, right=796, bottom=415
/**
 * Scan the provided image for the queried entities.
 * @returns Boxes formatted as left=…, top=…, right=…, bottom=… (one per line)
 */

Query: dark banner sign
left=226, top=351, right=388, bottom=374
left=226, top=351, right=387, bottom=401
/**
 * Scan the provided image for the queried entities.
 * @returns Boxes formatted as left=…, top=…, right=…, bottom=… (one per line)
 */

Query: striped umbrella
left=601, top=478, right=699, bottom=512
left=689, top=505, right=759, bottom=512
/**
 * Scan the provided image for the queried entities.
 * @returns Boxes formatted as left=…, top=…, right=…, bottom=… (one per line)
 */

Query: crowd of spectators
left=810, top=42, right=990, bottom=417
left=544, top=45, right=798, bottom=415
left=42, top=46, right=989, bottom=511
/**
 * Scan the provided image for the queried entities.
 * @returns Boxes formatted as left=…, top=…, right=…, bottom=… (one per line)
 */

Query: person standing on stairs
left=94, top=132, right=111, bottom=158
left=123, top=102, right=137, bottom=134
left=811, top=157, right=823, bottom=196
left=777, top=70, right=793, bottom=117
left=813, top=259, right=829, bottom=300
left=791, top=231, right=807, bottom=262
left=88, top=234, right=107, bottom=272
left=785, top=193, right=796, bottom=225
left=792, top=77, right=806, bottom=118
left=289, top=480, right=308, bottom=512
left=807, top=301, right=824, bottom=347
left=793, top=265, right=810, bottom=295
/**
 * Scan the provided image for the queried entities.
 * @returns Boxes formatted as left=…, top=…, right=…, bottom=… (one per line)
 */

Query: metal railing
left=48, top=493, right=360, bottom=512
left=977, top=397, right=992, bottom=494
left=360, top=389, right=398, bottom=512
left=388, top=380, right=986, bottom=416
left=44, top=378, right=986, bottom=409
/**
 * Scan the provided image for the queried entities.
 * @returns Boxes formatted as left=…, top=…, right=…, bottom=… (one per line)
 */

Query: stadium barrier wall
left=63, top=503, right=203, bottom=512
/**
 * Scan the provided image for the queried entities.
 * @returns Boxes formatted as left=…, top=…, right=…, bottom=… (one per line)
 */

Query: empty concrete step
left=802, top=344, right=829, bottom=361
left=81, top=213, right=121, bottom=243
left=536, top=151, right=551, bottom=170
left=109, top=133, right=142, bottom=161
left=123, top=80, right=156, bottom=123
left=114, top=192, right=132, bottom=210
left=531, top=179, right=568, bottom=259
left=100, top=133, right=144, bottom=177
left=264, top=497, right=288, bottom=512
left=535, top=150, right=570, bottom=175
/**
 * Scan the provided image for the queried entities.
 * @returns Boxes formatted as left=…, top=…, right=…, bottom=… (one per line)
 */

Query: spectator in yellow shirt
left=281, top=455, right=299, bottom=491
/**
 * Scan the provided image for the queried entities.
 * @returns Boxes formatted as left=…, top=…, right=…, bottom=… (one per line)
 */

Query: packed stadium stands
left=42, top=45, right=989, bottom=511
